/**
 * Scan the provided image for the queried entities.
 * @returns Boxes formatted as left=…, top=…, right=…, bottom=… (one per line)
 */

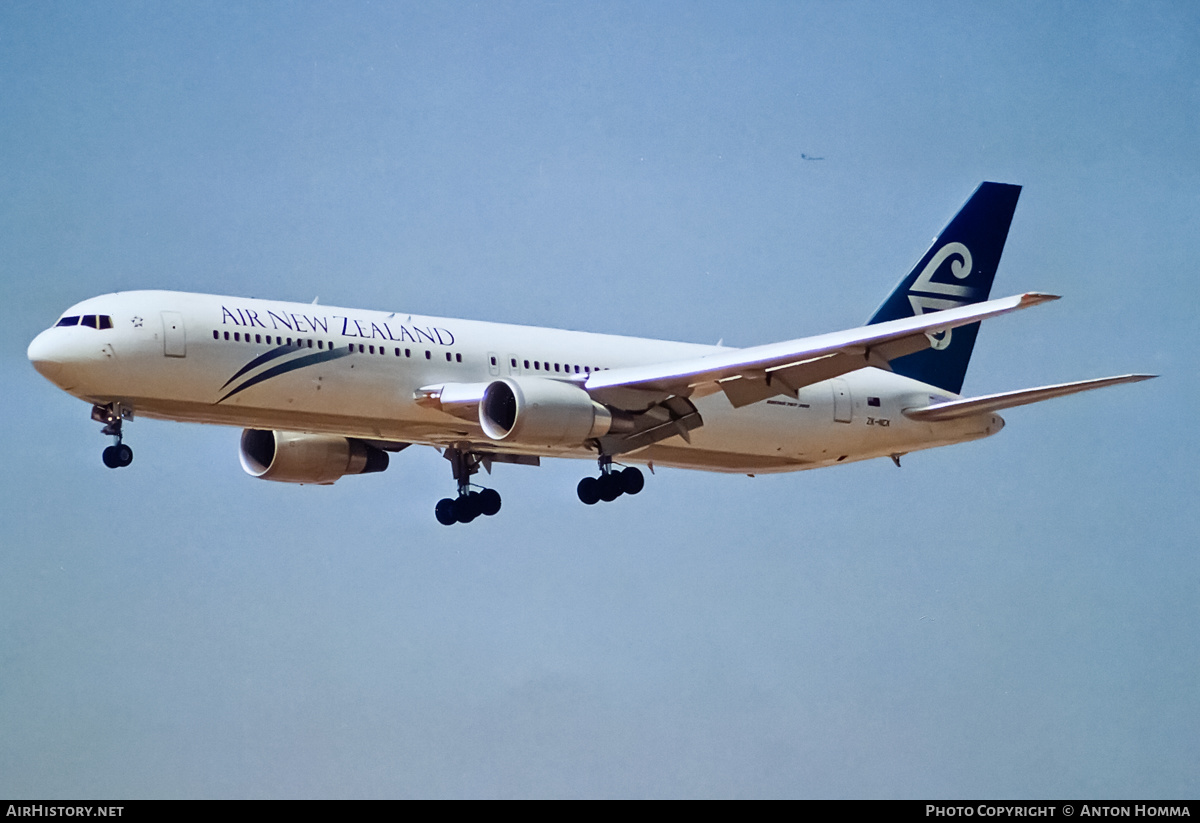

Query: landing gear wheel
left=437, top=448, right=505, bottom=524
left=479, top=488, right=502, bottom=517
left=435, top=498, right=457, bottom=526
left=577, top=476, right=600, bottom=505
left=453, top=493, right=480, bottom=524
left=579, top=459, right=647, bottom=505
left=598, top=472, right=624, bottom=502
left=620, top=466, right=644, bottom=495
left=94, top=403, right=134, bottom=470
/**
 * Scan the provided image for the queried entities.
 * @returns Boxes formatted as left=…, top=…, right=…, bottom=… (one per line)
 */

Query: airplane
left=27, top=182, right=1153, bottom=525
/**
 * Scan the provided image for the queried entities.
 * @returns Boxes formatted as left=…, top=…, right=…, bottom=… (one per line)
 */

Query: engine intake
left=239, top=429, right=389, bottom=484
left=480, top=377, right=617, bottom=447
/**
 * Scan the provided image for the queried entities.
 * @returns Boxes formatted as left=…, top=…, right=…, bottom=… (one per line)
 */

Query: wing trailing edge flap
left=587, top=292, right=1058, bottom=410
left=358, top=440, right=412, bottom=453
left=598, top=395, right=702, bottom=456
left=902, top=374, right=1156, bottom=422
left=478, top=452, right=541, bottom=472
left=719, top=346, right=896, bottom=408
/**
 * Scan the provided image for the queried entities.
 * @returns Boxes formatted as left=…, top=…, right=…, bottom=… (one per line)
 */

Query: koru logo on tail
left=908, top=242, right=974, bottom=350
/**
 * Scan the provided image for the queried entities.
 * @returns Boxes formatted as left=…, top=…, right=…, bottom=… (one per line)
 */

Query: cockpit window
left=56, top=314, right=112, bottom=329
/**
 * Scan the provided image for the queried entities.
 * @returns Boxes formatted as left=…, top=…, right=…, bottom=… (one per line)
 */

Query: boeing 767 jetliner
left=28, top=183, right=1152, bottom=524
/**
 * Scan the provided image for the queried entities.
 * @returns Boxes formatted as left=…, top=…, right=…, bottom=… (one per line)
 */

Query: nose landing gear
left=101, top=442, right=133, bottom=469
left=93, top=403, right=134, bottom=469
left=577, top=455, right=644, bottom=505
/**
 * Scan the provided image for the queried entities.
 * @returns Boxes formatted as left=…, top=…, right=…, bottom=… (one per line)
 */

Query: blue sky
left=2, top=1, right=1196, bottom=798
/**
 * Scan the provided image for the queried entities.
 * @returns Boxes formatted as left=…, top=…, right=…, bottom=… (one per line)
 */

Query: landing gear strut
left=435, top=448, right=502, bottom=526
left=577, top=454, right=644, bottom=505
left=93, top=403, right=133, bottom=469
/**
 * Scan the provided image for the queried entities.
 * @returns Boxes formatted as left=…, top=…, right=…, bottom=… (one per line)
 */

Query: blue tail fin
left=867, top=182, right=1022, bottom=394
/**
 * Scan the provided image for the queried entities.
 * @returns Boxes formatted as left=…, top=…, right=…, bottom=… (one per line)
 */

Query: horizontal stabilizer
left=902, top=374, right=1156, bottom=422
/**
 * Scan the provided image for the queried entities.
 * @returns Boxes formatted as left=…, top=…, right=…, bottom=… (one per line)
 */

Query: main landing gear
left=577, top=455, right=644, bottom=505
left=93, top=402, right=133, bottom=469
left=435, top=448, right=502, bottom=526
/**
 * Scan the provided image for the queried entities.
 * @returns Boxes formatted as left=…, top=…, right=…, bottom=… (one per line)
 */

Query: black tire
left=620, top=466, right=644, bottom=495
left=479, top=488, right=502, bottom=516
left=577, top=476, right=600, bottom=505
left=435, top=498, right=457, bottom=526
left=102, top=446, right=120, bottom=469
left=454, top=494, right=479, bottom=523
left=598, top=472, right=623, bottom=502
left=116, top=444, right=133, bottom=467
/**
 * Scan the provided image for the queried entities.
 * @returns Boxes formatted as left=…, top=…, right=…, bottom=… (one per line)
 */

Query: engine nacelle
left=480, top=377, right=614, bottom=447
left=239, top=429, right=390, bottom=484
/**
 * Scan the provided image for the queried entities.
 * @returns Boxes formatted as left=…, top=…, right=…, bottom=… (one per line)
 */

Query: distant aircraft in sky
left=28, top=183, right=1152, bottom=524
left=800, top=153, right=824, bottom=160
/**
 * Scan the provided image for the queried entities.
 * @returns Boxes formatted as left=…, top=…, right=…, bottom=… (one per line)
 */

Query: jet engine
left=479, top=377, right=623, bottom=447
left=239, top=429, right=390, bottom=484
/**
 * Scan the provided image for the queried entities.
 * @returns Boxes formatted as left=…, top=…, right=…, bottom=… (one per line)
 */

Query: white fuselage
left=27, top=290, right=1003, bottom=474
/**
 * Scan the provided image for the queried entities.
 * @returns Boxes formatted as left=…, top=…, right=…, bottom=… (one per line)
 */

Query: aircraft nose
left=28, top=329, right=76, bottom=388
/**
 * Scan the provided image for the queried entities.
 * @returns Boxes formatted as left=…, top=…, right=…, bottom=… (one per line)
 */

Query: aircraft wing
left=584, top=292, right=1059, bottom=409
left=901, top=374, right=1156, bottom=422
